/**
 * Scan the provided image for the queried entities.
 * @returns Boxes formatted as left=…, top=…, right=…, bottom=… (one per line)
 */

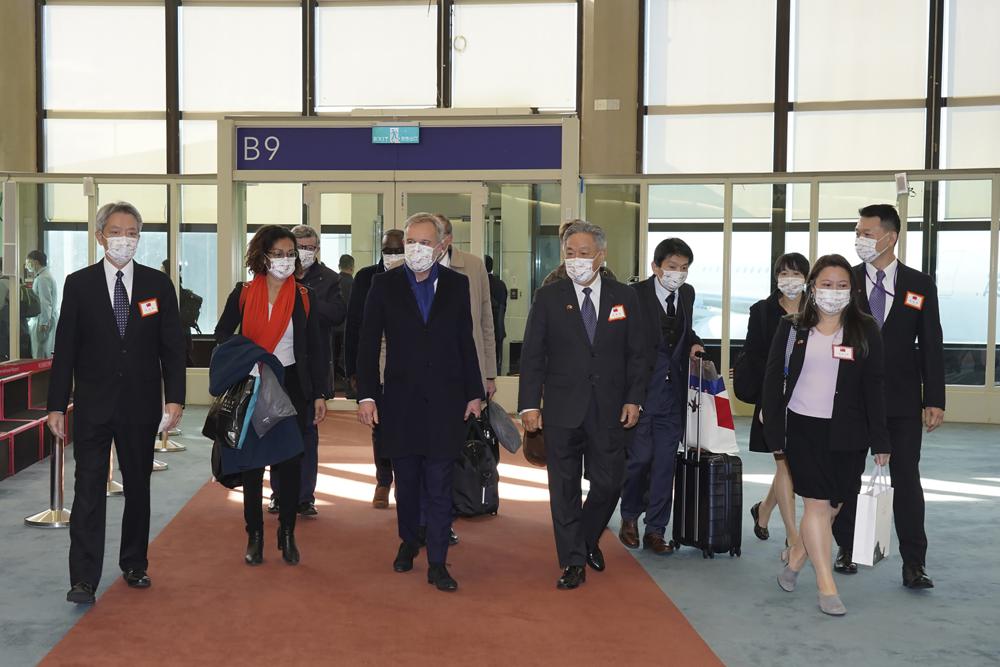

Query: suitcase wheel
left=669, top=540, right=679, bottom=550
left=702, top=549, right=712, bottom=559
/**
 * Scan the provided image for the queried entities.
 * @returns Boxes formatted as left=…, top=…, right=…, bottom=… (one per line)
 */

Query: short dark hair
left=653, top=238, right=694, bottom=266
left=246, top=225, right=300, bottom=276
left=859, top=204, right=901, bottom=234
left=484, top=255, right=494, bottom=273
left=773, top=252, right=809, bottom=280
left=27, top=250, right=47, bottom=266
left=339, top=254, right=355, bottom=270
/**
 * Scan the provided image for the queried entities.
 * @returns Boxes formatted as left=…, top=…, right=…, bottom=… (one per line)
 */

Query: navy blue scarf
left=404, top=262, right=439, bottom=323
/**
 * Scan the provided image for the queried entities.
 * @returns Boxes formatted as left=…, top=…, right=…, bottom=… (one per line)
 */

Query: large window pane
left=644, top=114, right=774, bottom=174
left=789, top=110, right=925, bottom=171
left=180, top=6, right=302, bottom=112
left=645, top=0, right=775, bottom=105
left=43, top=4, right=165, bottom=111
left=246, top=183, right=302, bottom=227
left=731, top=184, right=778, bottom=341
left=316, top=4, right=437, bottom=110
left=937, top=230, right=989, bottom=385
left=942, top=107, right=1000, bottom=169
left=45, top=183, right=88, bottom=224
left=181, top=120, right=217, bottom=174
left=585, top=184, right=639, bottom=282
left=791, top=0, right=928, bottom=102
left=451, top=2, right=576, bottom=109
left=45, top=119, right=166, bottom=174
left=180, top=185, right=217, bottom=343
left=944, top=0, right=1000, bottom=97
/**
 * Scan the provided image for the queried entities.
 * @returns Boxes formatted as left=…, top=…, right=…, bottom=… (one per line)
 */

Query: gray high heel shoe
left=819, top=593, right=847, bottom=616
left=777, top=566, right=800, bottom=592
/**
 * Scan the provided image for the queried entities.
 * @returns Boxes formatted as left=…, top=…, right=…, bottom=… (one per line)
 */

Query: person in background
left=484, top=254, right=508, bottom=373
left=215, top=225, right=329, bottom=566
left=542, top=220, right=618, bottom=287
left=761, top=254, right=889, bottom=616
left=831, top=204, right=944, bottom=589
left=26, top=250, right=57, bottom=358
left=47, top=201, right=186, bottom=604
left=346, top=230, right=405, bottom=509
left=265, top=225, right=345, bottom=517
left=737, top=252, right=810, bottom=562
left=618, top=238, right=704, bottom=556
left=160, top=260, right=202, bottom=366
left=333, top=254, right=355, bottom=397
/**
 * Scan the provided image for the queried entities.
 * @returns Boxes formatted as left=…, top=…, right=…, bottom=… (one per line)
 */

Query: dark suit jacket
left=737, top=291, right=786, bottom=453
left=356, top=265, right=484, bottom=459
left=761, top=318, right=890, bottom=454
left=47, top=261, right=186, bottom=425
left=518, top=277, right=647, bottom=430
left=215, top=281, right=327, bottom=401
left=632, top=277, right=702, bottom=408
left=344, top=261, right=382, bottom=379
left=488, top=273, right=508, bottom=342
left=299, top=262, right=346, bottom=395
left=335, top=271, right=354, bottom=333
left=853, top=262, right=945, bottom=417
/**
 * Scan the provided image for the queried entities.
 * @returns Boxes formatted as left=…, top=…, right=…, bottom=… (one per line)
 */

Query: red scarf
left=241, top=274, right=295, bottom=353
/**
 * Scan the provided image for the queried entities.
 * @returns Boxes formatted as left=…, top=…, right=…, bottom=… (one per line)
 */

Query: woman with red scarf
left=215, top=226, right=328, bottom=565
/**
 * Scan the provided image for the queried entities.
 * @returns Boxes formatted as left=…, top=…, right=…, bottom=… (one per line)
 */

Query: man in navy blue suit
left=356, top=212, right=484, bottom=592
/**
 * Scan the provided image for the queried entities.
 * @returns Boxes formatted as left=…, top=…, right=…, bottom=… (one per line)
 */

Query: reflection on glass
left=180, top=185, right=218, bottom=342
left=937, top=230, right=989, bottom=385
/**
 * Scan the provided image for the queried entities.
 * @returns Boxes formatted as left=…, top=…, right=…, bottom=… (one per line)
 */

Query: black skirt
left=785, top=410, right=866, bottom=506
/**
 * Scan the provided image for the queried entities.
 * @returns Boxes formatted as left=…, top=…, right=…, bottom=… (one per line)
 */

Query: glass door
left=396, top=182, right=488, bottom=256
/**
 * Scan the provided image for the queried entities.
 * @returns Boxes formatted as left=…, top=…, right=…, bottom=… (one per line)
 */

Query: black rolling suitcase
left=671, top=354, right=743, bottom=558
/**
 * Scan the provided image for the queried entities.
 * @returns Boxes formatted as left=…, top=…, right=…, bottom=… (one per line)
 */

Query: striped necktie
left=581, top=287, right=597, bottom=344
left=869, top=269, right=886, bottom=328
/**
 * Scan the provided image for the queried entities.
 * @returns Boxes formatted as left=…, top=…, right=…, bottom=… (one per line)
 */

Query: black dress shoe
left=277, top=526, right=300, bottom=565
left=122, top=569, right=151, bottom=588
left=750, top=502, right=770, bottom=541
left=902, top=563, right=934, bottom=589
left=393, top=542, right=420, bottom=572
left=297, top=501, right=318, bottom=517
left=66, top=582, right=96, bottom=604
left=586, top=545, right=605, bottom=572
left=427, top=564, right=459, bottom=592
left=245, top=529, right=263, bottom=565
left=834, top=547, right=858, bottom=575
left=556, top=565, right=586, bottom=590
left=449, top=528, right=459, bottom=546
left=267, top=497, right=279, bottom=514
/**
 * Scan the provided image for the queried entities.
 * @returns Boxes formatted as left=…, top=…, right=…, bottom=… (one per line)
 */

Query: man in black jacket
left=346, top=229, right=405, bottom=508
left=485, top=254, right=508, bottom=372
left=518, top=221, right=646, bottom=590
left=618, top=238, right=704, bottom=555
left=833, top=204, right=945, bottom=589
left=47, top=201, right=186, bottom=605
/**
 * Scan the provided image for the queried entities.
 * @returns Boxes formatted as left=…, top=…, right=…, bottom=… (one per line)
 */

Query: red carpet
left=41, top=413, right=721, bottom=666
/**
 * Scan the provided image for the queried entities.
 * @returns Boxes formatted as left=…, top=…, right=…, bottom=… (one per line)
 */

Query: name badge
left=139, top=298, right=159, bottom=317
left=832, top=345, right=855, bottom=361
left=904, top=291, right=924, bottom=310
left=608, top=304, right=627, bottom=321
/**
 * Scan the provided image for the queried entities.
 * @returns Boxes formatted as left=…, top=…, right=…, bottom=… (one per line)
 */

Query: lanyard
left=865, top=264, right=897, bottom=298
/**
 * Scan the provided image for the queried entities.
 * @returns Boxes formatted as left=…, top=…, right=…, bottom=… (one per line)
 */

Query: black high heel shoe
left=277, top=526, right=300, bottom=565
left=245, top=529, right=263, bottom=565
left=750, top=502, right=770, bottom=541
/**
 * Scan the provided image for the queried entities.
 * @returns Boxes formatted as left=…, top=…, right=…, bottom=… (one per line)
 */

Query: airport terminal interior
left=0, top=1, right=999, bottom=665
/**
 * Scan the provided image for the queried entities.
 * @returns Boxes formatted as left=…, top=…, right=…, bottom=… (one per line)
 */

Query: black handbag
left=202, top=375, right=256, bottom=449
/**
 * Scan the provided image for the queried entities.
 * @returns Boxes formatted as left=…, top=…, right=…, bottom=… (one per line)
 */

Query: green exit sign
left=372, top=125, right=420, bottom=144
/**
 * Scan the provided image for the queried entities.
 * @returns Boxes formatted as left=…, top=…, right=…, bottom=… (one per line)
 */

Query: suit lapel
left=397, top=267, right=426, bottom=325
left=853, top=265, right=872, bottom=316
left=592, top=280, right=615, bottom=347
left=92, top=261, right=121, bottom=339
left=882, top=262, right=907, bottom=326
left=558, top=280, right=592, bottom=348
left=123, top=264, right=144, bottom=343
left=426, top=268, right=447, bottom=324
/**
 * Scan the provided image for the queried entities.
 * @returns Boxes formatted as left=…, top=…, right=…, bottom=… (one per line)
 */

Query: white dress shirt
left=573, top=272, right=602, bottom=312
left=652, top=274, right=677, bottom=316
left=103, top=258, right=134, bottom=305
left=864, top=258, right=898, bottom=314
left=270, top=303, right=295, bottom=367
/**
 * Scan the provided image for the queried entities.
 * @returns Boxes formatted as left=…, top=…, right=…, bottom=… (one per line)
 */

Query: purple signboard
left=235, top=125, right=563, bottom=171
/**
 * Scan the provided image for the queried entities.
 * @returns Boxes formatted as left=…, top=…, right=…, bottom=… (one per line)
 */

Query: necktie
left=114, top=270, right=129, bottom=337
left=869, top=269, right=886, bottom=328
left=581, top=287, right=597, bottom=344
left=666, top=292, right=676, bottom=317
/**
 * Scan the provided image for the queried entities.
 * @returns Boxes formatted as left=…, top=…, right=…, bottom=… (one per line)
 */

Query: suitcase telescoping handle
left=693, top=350, right=705, bottom=463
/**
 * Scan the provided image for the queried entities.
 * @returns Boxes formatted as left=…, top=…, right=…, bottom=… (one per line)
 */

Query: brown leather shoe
left=642, top=533, right=675, bottom=555
left=372, top=486, right=390, bottom=509
left=619, top=518, right=640, bottom=549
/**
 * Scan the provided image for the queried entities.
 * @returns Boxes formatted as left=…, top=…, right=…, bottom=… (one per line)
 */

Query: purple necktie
left=581, top=287, right=596, bottom=344
left=869, top=269, right=886, bottom=328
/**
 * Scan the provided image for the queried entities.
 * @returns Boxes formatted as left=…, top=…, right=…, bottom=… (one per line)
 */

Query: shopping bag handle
left=865, top=464, right=890, bottom=493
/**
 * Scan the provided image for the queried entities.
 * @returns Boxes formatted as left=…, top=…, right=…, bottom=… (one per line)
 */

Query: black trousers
left=834, top=416, right=928, bottom=565
left=543, top=391, right=626, bottom=568
left=69, top=415, right=157, bottom=588
left=393, top=455, right=454, bottom=564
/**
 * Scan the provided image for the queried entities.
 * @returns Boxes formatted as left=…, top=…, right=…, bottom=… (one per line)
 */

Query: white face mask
left=404, top=242, right=439, bottom=273
left=565, top=257, right=598, bottom=285
left=814, top=288, right=851, bottom=315
left=855, top=232, right=890, bottom=264
left=104, top=236, right=138, bottom=267
left=383, top=253, right=405, bottom=270
left=657, top=270, right=687, bottom=292
left=24, top=262, right=34, bottom=275
left=777, top=276, right=805, bottom=299
left=267, top=257, right=296, bottom=281
left=298, top=249, right=316, bottom=271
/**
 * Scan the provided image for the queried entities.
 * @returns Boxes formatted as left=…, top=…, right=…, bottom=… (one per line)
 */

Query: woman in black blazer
left=761, top=254, right=890, bottom=616
left=215, top=225, right=328, bottom=566
left=735, top=253, right=809, bottom=560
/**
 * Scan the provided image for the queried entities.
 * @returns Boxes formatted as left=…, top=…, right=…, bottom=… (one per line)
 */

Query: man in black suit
left=832, top=203, right=945, bottom=589
left=346, top=229, right=405, bottom=508
left=484, top=254, right=508, bottom=373
left=518, top=221, right=646, bottom=590
left=618, top=238, right=704, bottom=554
left=47, top=201, right=186, bottom=605
left=333, top=254, right=355, bottom=395
left=356, top=213, right=483, bottom=592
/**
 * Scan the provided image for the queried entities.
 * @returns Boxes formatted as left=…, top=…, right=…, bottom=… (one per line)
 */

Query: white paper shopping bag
left=686, top=359, right=738, bottom=455
left=852, top=465, right=894, bottom=567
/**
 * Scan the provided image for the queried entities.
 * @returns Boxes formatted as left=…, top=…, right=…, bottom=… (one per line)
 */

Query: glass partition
left=179, top=184, right=218, bottom=366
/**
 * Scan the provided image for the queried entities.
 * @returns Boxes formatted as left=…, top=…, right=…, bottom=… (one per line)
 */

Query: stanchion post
left=154, top=428, right=186, bottom=453
left=25, top=417, right=72, bottom=528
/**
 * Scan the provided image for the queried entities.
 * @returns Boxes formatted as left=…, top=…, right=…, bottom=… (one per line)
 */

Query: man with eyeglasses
left=266, top=225, right=346, bottom=518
